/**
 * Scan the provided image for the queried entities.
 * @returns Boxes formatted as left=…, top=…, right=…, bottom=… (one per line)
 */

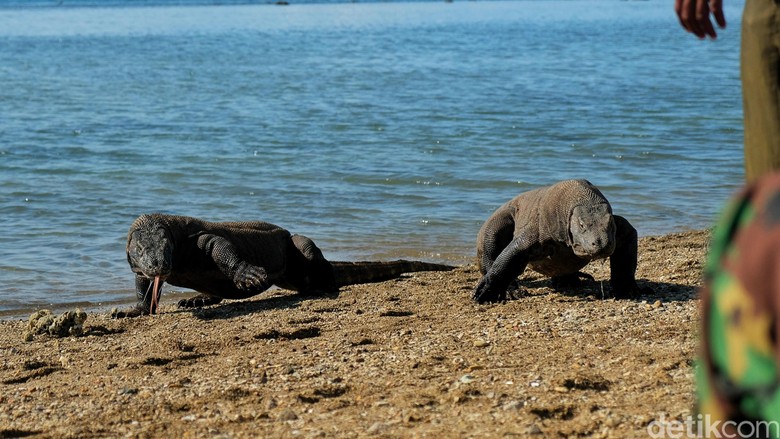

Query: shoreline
left=0, top=230, right=707, bottom=437
left=0, top=228, right=710, bottom=322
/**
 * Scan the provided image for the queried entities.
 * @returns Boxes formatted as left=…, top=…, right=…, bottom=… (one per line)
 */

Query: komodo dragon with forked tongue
left=114, top=213, right=454, bottom=318
left=473, top=179, right=647, bottom=303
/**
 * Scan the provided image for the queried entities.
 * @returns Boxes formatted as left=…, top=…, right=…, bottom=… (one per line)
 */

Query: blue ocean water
left=0, top=0, right=744, bottom=317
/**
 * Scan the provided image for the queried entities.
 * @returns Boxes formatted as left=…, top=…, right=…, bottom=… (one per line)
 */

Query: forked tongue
left=150, top=275, right=161, bottom=315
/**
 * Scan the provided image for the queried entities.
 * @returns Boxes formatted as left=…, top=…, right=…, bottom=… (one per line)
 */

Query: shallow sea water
left=0, top=0, right=744, bottom=316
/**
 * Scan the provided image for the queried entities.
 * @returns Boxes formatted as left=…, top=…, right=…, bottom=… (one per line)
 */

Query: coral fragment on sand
left=24, top=309, right=88, bottom=341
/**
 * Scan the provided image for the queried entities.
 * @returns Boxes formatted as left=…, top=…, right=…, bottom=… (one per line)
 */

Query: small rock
left=367, top=422, right=387, bottom=434
left=50, top=309, right=87, bottom=336
left=527, top=424, right=543, bottom=435
left=404, top=414, right=421, bottom=423
left=25, top=308, right=88, bottom=339
left=26, top=310, right=54, bottom=338
left=459, top=374, right=475, bottom=384
left=605, top=415, right=622, bottom=427
left=653, top=300, right=663, bottom=309
left=473, top=339, right=490, bottom=348
left=278, top=408, right=297, bottom=421
left=502, top=400, right=524, bottom=411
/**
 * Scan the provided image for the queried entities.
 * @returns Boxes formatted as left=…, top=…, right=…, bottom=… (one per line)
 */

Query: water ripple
left=0, top=0, right=745, bottom=316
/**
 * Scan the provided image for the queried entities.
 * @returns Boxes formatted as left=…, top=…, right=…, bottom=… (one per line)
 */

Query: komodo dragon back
left=331, top=260, right=453, bottom=288
left=534, top=179, right=612, bottom=244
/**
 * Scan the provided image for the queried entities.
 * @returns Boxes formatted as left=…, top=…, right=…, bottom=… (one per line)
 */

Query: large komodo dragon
left=115, top=213, right=453, bottom=317
left=473, top=179, right=645, bottom=303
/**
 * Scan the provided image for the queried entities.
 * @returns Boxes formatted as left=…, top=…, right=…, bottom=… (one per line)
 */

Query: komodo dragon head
left=127, top=223, right=173, bottom=279
left=568, top=202, right=616, bottom=260
left=126, top=219, right=172, bottom=314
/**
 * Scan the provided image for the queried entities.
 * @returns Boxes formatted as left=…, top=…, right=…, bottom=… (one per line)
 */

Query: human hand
left=675, top=0, right=726, bottom=39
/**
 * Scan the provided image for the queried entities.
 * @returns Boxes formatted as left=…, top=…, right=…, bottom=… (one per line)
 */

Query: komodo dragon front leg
left=473, top=234, right=544, bottom=303
left=177, top=234, right=280, bottom=308
left=196, top=233, right=277, bottom=291
left=114, top=275, right=163, bottom=318
left=608, top=215, right=643, bottom=298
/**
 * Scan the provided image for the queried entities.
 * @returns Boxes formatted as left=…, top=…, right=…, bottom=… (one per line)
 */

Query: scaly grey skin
left=473, top=179, right=644, bottom=303
left=115, top=213, right=454, bottom=318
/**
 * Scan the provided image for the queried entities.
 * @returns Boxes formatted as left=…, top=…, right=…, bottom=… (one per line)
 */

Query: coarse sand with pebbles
left=0, top=230, right=708, bottom=438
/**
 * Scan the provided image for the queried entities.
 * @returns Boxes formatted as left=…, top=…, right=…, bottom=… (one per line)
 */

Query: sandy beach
left=0, top=230, right=706, bottom=438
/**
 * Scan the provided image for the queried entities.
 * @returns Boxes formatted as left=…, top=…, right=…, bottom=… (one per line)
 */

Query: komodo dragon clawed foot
left=178, top=294, right=224, bottom=309
left=610, top=280, right=652, bottom=299
left=111, top=306, right=146, bottom=319
left=474, top=279, right=528, bottom=302
left=472, top=275, right=506, bottom=303
left=232, top=263, right=272, bottom=292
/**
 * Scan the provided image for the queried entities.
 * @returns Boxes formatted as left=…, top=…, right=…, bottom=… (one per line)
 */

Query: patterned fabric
left=698, top=173, right=780, bottom=437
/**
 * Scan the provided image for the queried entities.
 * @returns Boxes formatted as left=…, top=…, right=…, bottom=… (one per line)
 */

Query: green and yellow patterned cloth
left=699, top=173, right=780, bottom=437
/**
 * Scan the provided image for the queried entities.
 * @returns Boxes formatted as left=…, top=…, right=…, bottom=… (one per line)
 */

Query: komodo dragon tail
left=330, top=260, right=454, bottom=288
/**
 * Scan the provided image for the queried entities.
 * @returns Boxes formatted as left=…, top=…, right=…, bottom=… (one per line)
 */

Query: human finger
left=711, top=0, right=727, bottom=29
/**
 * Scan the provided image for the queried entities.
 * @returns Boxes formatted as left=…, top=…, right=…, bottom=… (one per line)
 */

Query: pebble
left=459, top=374, right=475, bottom=384
left=278, top=408, right=298, bottom=421
left=604, top=414, right=622, bottom=427
left=367, top=422, right=388, bottom=434
left=502, top=400, right=524, bottom=411
left=473, top=339, right=490, bottom=348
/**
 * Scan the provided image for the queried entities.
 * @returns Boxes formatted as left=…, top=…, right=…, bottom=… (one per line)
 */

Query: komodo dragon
left=115, top=213, right=453, bottom=317
left=473, top=179, right=644, bottom=303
